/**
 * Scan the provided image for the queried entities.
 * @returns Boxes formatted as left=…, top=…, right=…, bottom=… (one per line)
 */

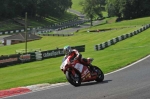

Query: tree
left=0, top=0, right=16, bottom=19
left=105, top=0, right=122, bottom=18
left=0, top=0, right=72, bottom=19
left=80, top=0, right=103, bottom=26
left=106, top=0, right=150, bottom=19
left=50, top=0, right=72, bottom=17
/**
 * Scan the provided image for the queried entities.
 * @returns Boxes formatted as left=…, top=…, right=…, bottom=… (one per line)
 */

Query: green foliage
left=0, top=17, right=150, bottom=90
left=79, top=0, right=104, bottom=26
left=0, top=0, right=72, bottom=19
left=71, top=0, right=108, bottom=18
left=0, top=12, right=76, bottom=31
left=71, top=0, right=83, bottom=11
left=106, top=0, right=150, bottom=19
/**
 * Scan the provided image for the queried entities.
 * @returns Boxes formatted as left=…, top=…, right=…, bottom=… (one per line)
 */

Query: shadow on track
left=81, top=80, right=112, bottom=86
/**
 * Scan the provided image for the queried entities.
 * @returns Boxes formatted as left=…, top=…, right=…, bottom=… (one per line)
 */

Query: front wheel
left=93, top=66, right=104, bottom=82
left=66, top=70, right=81, bottom=87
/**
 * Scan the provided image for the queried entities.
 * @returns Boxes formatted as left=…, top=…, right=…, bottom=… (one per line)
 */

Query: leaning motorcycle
left=60, top=57, right=104, bottom=86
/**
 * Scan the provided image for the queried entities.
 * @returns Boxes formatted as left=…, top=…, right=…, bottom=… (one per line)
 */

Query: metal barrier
left=0, top=45, right=85, bottom=67
left=95, top=24, right=150, bottom=51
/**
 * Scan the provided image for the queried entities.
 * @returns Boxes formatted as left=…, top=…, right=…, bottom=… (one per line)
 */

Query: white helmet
left=63, top=45, right=72, bottom=55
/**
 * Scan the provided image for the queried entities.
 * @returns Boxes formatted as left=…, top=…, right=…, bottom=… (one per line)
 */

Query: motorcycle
left=60, top=57, right=104, bottom=86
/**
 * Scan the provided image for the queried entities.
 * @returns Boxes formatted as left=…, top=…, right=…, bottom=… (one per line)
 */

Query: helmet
left=63, top=45, right=72, bottom=55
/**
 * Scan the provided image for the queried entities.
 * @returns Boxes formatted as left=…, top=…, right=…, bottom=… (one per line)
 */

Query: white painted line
left=28, top=54, right=150, bottom=92
left=25, top=55, right=150, bottom=93
left=2, top=55, right=150, bottom=99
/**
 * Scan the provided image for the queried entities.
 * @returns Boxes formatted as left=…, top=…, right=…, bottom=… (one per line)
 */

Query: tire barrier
left=95, top=24, right=150, bottom=51
left=37, top=20, right=89, bottom=35
left=0, top=45, right=85, bottom=67
left=0, top=19, right=89, bottom=36
left=0, top=18, right=79, bottom=35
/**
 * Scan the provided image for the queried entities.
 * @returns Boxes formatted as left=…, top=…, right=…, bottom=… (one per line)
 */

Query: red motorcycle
left=60, top=57, right=104, bottom=86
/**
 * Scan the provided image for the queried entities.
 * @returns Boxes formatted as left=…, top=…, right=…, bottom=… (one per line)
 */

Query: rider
left=63, top=45, right=94, bottom=71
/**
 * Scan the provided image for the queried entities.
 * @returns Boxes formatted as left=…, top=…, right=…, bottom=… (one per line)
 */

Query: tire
left=66, top=70, right=81, bottom=87
left=93, top=66, right=104, bottom=82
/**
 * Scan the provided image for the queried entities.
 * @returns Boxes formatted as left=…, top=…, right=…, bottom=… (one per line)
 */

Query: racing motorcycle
left=60, top=57, right=104, bottom=86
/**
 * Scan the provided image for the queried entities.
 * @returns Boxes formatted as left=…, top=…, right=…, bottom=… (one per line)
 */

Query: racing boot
left=88, top=64, right=97, bottom=76
left=87, top=58, right=95, bottom=73
left=88, top=64, right=94, bottom=72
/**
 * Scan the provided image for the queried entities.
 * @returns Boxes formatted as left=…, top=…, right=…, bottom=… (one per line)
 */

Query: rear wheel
left=93, top=66, right=104, bottom=82
left=66, top=70, right=81, bottom=87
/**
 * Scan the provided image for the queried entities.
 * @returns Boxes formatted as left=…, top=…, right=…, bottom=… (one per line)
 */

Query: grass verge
left=0, top=17, right=150, bottom=90
left=0, top=12, right=77, bottom=32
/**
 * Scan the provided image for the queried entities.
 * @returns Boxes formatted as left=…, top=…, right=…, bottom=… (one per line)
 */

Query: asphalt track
left=3, top=55, right=150, bottom=99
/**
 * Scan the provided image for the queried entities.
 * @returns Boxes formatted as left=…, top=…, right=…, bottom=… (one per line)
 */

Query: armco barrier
left=0, top=18, right=79, bottom=35
left=95, top=24, right=150, bottom=51
left=19, top=53, right=32, bottom=63
left=0, top=45, right=85, bottom=67
left=19, top=52, right=37, bottom=63
left=72, top=45, right=85, bottom=52
left=42, top=45, right=85, bottom=59
left=0, top=54, right=19, bottom=67
left=42, top=49, right=64, bottom=59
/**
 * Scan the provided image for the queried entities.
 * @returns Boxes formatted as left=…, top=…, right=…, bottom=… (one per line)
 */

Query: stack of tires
left=95, top=24, right=150, bottom=51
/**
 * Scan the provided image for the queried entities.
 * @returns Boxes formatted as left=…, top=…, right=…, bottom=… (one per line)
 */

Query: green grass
left=79, top=17, right=150, bottom=33
left=71, top=0, right=83, bottom=12
left=0, top=17, right=150, bottom=90
left=0, top=27, right=140, bottom=55
left=28, top=12, right=77, bottom=28
left=1, top=17, right=150, bottom=55
left=0, top=20, right=24, bottom=31
left=0, top=12, right=77, bottom=31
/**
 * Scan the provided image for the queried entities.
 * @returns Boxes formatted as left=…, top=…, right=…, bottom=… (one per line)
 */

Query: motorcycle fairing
left=74, top=63, right=83, bottom=73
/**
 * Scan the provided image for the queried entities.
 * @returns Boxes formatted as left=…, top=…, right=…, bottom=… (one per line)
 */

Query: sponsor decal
left=42, top=50, right=64, bottom=58
left=82, top=68, right=90, bottom=79
left=19, top=54, right=31, bottom=62
left=82, top=73, right=91, bottom=80
left=35, top=52, right=42, bottom=60
left=0, top=58, right=18, bottom=63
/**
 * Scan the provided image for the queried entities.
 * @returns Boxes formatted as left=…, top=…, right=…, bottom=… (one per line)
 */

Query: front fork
left=67, top=68, right=80, bottom=81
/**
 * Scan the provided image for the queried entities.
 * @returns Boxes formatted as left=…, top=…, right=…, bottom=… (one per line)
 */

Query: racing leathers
left=63, top=49, right=93, bottom=70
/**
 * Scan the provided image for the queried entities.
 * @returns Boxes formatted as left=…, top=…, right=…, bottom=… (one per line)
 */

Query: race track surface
left=4, top=56, right=150, bottom=99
